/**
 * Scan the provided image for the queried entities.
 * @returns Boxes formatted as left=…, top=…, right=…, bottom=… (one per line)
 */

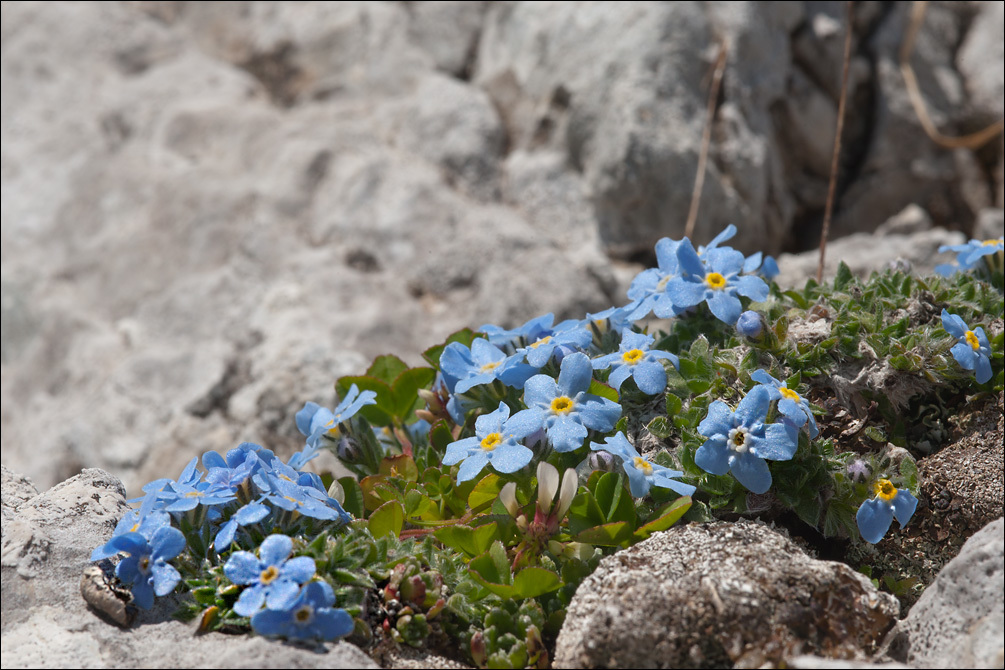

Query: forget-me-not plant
left=666, top=238, right=769, bottom=325
left=856, top=479, right=918, bottom=544
left=591, top=432, right=696, bottom=498
left=442, top=401, right=539, bottom=483
left=941, top=309, right=993, bottom=384
left=224, top=534, right=317, bottom=617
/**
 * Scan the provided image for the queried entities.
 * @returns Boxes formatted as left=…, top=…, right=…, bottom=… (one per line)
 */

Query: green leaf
left=665, top=394, right=683, bottom=417
left=689, top=335, right=709, bottom=358
left=576, top=521, right=633, bottom=546
left=593, top=472, right=635, bottom=526
left=429, top=421, right=454, bottom=453
left=588, top=379, right=620, bottom=404
left=512, top=567, right=563, bottom=599
left=468, top=473, right=504, bottom=511
left=366, top=355, right=410, bottom=385
left=634, top=496, right=692, bottom=540
left=379, top=454, right=419, bottom=482
left=567, top=491, right=606, bottom=535
left=834, top=261, right=855, bottom=291
left=338, top=476, right=365, bottom=519
left=434, top=522, right=499, bottom=557
left=647, top=416, right=673, bottom=440
left=391, top=367, right=437, bottom=422
left=468, top=540, right=512, bottom=591
left=368, top=500, right=405, bottom=539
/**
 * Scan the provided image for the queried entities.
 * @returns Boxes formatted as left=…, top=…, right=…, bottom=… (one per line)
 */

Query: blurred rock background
left=2, top=1, right=1002, bottom=495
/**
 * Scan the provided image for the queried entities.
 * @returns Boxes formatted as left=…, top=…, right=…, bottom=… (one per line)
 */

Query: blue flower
left=213, top=502, right=270, bottom=551
left=112, top=526, right=186, bottom=609
left=585, top=304, right=635, bottom=337
left=665, top=238, right=769, bottom=325
left=856, top=479, right=918, bottom=544
left=750, top=369, right=819, bottom=439
left=695, top=386, right=797, bottom=494
left=591, top=329, right=679, bottom=395
left=514, top=319, right=592, bottom=368
left=224, top=534, right=317, bottom=617
left=251, top=581, right=354, bottom=642
left=513, top=352, right=622, bottom=453
left=625, top=237, right=685, bottom=321
left=735, top=310, right=763, bottom=338
left=91, top=490, right=171, bottom=560
left=439, top=339, right=537, bottom=394
left=941, top=309, right=993, bottom=384
left=291, top=384, right=378, bottom=468
left=442, top=402, right=538, bottom=483
left=590, top=433, right=695, bottom=498
left=479, top=313, right=556, bottom=349
left=935, top=238, right=1004, bottom=276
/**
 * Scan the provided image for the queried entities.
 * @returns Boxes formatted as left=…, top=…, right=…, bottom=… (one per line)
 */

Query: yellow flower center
left=633, top=457, right=654, bottom=476
left=479, top=361, right=501, bottom=373
left=294, top=605, right=313, bottom=623
left=965, top=330, right=980, bottom=350
left=185, top=491, right=202, bottom=498
left=779, top=387, right=801, bottom=402
left=481, top=433, right=502, bottom=451
left=260, top=565, right=279, bottom=585
left=138, top=556, right=151, bottom=573
left=622, top=349, right=645, bottom=365
left=874, top=479, right=898, bottom=502
left=705, top=272, right=727, bottom=290
left=728, top=427, right=749, bottom=454
left=982, top=238, right=1003, bottom=246
left=129, top=522, right=141, bottom=533
left=656, top=275, right=671, bottom=292
left=551, top=396, right=575, bottom=414
left=529, top=335, right=552, bottom=349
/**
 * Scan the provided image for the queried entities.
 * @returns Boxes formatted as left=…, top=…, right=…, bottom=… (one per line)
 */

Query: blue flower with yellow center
left=442, top=402, right=538, bottom=483
left=625, top=237, right=685, bottom=321
left=592, top=329, right=679, bottom=395
left=750, top=369, right=819, bottom=439
left=110, top=526, right=186, bottom=609
left=665, top=238, right=769, bottom=325
left=291, top=384, right=378, bottom=468
left=251, top=581, right=354, bottom=641
left=935, top=237, right=1003, bottom=276
left=512, top=352, right=622, bottom=452
left=440, top=338, right=537, bottom=394
left=856, top=479, right=918, bottom=544
left=590, top=433, right=695, bottom=498
left=941, top=309, right=992, bottom=384
left=224, top=534, right=317, bottom=617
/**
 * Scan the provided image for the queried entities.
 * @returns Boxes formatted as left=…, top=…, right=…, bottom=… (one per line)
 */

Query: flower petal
left=695, top=438, right=730, bottom=475
left=856, top=498, right=894, bottom=544
left=730, top=453, right=772, bottom=494
left=259, top=534, right=293, bottom=567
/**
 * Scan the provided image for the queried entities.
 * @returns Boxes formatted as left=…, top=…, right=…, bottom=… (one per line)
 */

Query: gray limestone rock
left=883, top=518, right=1005, bottom=669
left=553, top=520, right=899, bottom=669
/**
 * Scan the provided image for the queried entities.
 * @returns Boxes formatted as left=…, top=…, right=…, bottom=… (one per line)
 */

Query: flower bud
left=736, top=310, right=763, bottom=338
left=588, top=450, right=617, bottom=472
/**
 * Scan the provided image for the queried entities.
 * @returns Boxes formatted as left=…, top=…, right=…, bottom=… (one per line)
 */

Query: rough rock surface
left=883, top=518, right=1005, bottom=669
left=553, top=520, right=899, bottom=669
left=0, top=466, right=378, bottom=669
left=2, top=1, right=1002, bottom=499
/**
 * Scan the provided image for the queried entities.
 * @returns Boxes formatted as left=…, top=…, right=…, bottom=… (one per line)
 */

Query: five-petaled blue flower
left=591, top=432, right=696, bottom=498
left=856, top=479, right=918, bottom=544
left=111, top=526, right=186, bottom=609
left=750, top=369, right=819, bottom=439
left=251, top=581, right=354, bottom=641
left=695, top=386, right=797, bottom=494
left=291, top=384, right=378, bottom=468
left=625, top=237, right=685, bottom=321
left=512, top=352, right=622, bottom=452
left=935, top=238, right=1003, bottom=276
left=439, top=339, right=537, bottom=394
left=666, top=238, right=769, bottom=325
left=442, top=401, right=538, bottom=483
left=224, top=534, right=317, bottom=617
left=941, top=309, right=993, bottom=384
left=592, top=329, right=679, bottom=395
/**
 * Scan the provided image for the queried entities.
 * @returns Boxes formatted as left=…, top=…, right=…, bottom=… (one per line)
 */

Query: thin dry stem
left=684, top=42, right=728, bottom=241
left=901, top=1, right=1004, bottom=150
left=817, top=1, right=854, bottom=284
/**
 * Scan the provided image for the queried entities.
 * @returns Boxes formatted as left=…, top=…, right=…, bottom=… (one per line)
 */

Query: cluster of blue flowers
left=90, top=389, right=375, bottom=640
